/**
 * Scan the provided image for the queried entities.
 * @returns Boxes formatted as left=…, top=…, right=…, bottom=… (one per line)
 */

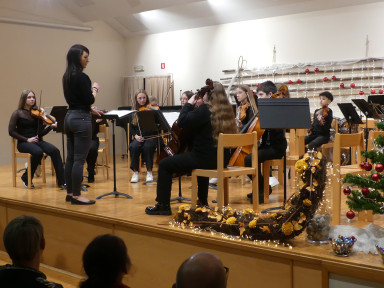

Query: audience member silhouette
left=172, top=252, right=227, bottom=288
left=0, top=215, right=63, bottom=288
left=80, top=234, right=132, bottom=288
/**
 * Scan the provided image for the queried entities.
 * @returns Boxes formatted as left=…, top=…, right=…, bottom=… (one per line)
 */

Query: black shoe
left=65, top=195, right=72, bottom=202
left=197, top=200, right=209, bottom=207
left=145, top=203, right=172, bottom=215
left=88, top=174, right=95, bottom=183
left=21, top=176, right=34, bottom=189
left=71, top=197, right=96, bottom=205
left=59, top=184, right=67, bottom=190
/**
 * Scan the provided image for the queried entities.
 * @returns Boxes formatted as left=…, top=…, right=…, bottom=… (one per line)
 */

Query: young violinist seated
left=145, top=80, right=237, bottom=215
left=8, top=90, right=66, bottom=188
left=305, top=91, right=333, bottom=150
left=244, top=81, right=288, bottom=204
left=180, top=91, right=194, bottom=107
left=129, top=89, right=159, bottom=183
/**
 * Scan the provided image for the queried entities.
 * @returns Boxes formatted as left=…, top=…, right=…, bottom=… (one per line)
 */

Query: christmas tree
left=343, top=122, right=384, bottom=219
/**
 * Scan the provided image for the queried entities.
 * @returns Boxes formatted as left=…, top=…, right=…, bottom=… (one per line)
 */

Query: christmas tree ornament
left=332, top=75, right=337, bottom=81
left=297, top=79, right=302, bottom=84
left=364, top=162, right=372, bottom=171
left=346, top=210, right=355, bottom=219
left=323, top=77, right=328, bottom=82
left=288, top=80, right=293, bottom=84
left=359, top=90, right=364, bottom=95
left=375, top=163, right=384, bottom=172
left=305, top=68, right=310, bottom=73
left=340, top=83, right=345, bottom=88
left=361, top=187, right=370, bottom=196
left=372, top=173, right=380, bottom=181
left=343, top=187, right=351, bottom=195
left=380, top=89, right=384, bottom=94
left=371, top=89, right=376, bottom=94
left=350, top=83, right=356, bottom=88
left=360, top=161, right=366, bottom=169
left=314, top=67, right=319, bottom=72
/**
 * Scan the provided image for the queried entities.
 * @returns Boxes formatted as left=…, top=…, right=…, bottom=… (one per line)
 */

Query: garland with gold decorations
left=173, top=150, right=327, bottom=242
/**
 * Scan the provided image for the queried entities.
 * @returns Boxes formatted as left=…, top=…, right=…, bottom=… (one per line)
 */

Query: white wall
left=0, top=19, right=126, bottom=164
left=125, top=2, right=384, bottom=114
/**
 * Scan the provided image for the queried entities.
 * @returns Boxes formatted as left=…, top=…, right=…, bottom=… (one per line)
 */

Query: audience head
left=256, top=80, right=277, bottom=98
left=173, top=252, right=227, bottom=288
left=80, top=234, right=131, bottom=288
left=3, top=215, right=45, bottom=268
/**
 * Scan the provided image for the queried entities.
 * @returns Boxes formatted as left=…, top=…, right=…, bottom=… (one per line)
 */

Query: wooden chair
left=320, top=118, right=339, bottom=158
left=331, top=132, right=365, bottom=225
left=262, top=129, right=306, bottom=203
left=367, top=130, right=384, bottom=151
left=11, top=138, right=46, bottom=188
left=191, top=132, right=259, bottom=210
left=97, top=124, right=110, bottom=179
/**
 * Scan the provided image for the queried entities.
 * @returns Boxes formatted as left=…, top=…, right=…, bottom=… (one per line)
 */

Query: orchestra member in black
left=8, top=90, right=65, bottom=188
left=235, top=84, right=255, bottom=130
left=62, top=44, right=103, bottom=205
left=145, top=81, right=237, bottom=215
left=180, top=91, right=194, bottom=107
left=244, top=81, right=287, bottom=204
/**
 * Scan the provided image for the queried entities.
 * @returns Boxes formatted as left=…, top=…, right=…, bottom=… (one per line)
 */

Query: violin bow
left=36, top=90, right=43, bottom=138
left=161, top=80, right=174, bottom=106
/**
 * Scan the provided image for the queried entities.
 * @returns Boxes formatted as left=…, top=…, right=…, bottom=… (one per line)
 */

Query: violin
left=272, top=84, right=289, bottom=98
left=139, top=104, right=160, bottom=111
left=30, top=106, right=56, bottom=125
left=195, top=79, right=214, bottom=101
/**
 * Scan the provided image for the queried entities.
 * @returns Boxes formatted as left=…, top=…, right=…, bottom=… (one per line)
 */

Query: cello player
left=244, top=81, right=287, bottom=204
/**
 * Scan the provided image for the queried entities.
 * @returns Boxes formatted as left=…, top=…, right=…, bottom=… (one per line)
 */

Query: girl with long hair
left=145, top=81, right=237, bottom=215
left=62, top=44, right=103, bottom=205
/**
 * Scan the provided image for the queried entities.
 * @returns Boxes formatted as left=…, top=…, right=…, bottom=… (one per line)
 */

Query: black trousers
left=64, top=110, right=92, bottom=196
left=129, top=138, right=157, bottom=171
left=305, top=134, right=330, bottom=150
left=17, top=140, right=65, bottom=186
left=244, top=146, right=285, bottom=202
left=156, top=151, right=217, bottom=205
left=86, top=138, right=99, bottom=175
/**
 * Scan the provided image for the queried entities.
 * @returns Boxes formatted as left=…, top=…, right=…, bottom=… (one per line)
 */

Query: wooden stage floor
left=0, top=158, right=383, bottom=288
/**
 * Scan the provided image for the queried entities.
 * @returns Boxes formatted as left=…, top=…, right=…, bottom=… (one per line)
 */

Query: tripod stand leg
left=170, top=176, right=191, bottom=202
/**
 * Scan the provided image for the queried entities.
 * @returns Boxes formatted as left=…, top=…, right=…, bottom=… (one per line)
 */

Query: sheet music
left=162, top=112, right=179, bottom=126
left=105, top=109, right=137, bottom=118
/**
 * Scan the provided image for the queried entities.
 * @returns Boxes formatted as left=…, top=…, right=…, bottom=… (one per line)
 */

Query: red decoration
left=364, top=162, right=372, bottom=171
left=346, top=210, right=355, bottom=219
left=305, top=68, right=310, bottom=73
left=371, top=89, right=376, bottom=94
left=340, top=83, right=345, bottom=88
left=297, top=79, right=302, bottom=84
left=323, top=77, right=329, bottom=82
left=375, top=163, right=384, bottom=172
left=379, top=89, right=384, bottom=94
left=332, top=75, right=337, bottom=81
left=350, top=83, right=356, bottom=88
left=256, top=83, right=260, bottom=87
left=287, top=80, right=293, bottom=84
left=372, top=173, right=380, bottom=181
left=362, top=187, right=370, bottom=196
left=360, top=161, right=366, bottom=169
left=359, top=90, right=364, bottom=95
left=314, top=67, right=320, bottom=72
left=343, top=187, right=351, bottom=195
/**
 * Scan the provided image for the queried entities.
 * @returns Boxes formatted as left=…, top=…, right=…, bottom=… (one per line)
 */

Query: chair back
left=217, top=131, right=258, bottom=171
left=333, top=132, right=364, bottom=168
left=367, top=130, right=384, bottom=151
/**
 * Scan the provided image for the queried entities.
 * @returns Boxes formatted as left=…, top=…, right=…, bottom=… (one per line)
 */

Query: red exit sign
left=161, top=63, right=165, bottom=69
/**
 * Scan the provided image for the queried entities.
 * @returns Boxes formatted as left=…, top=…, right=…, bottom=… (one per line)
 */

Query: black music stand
left=368, top=94, right=384, bottom=120
left=97, top=110, right=136, bottom=199
left=337, top=103, right=363, bottom=134
left=136, top=110, right=172, bottom=185
left=50, top=106, right=68, bottom=161
left=352, top=99, right=379, bottom=156
left=258, top=98, right=311, bottom=209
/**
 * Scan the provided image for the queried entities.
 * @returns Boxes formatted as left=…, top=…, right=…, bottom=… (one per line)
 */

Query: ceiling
left=0, top=0, right=383, bottom=38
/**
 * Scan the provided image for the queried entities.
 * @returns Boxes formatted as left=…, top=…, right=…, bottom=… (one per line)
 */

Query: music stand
left=337, top=103, right=363, bottom=134
left=258, top=98, right=311, bottom=208
left=50, top=106, right=68, bottom=161
left=97, top=110, right=136, bottom=199
left=352, top=99, right=379, bottom=156
left=368, top=94, right=384, bottom=120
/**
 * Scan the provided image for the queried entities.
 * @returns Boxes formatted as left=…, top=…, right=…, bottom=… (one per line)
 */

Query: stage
left=0, top=159, right=383, bottom=288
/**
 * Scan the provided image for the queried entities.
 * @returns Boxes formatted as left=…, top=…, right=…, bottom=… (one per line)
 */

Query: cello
left=228, top=84, right=289, bottom=166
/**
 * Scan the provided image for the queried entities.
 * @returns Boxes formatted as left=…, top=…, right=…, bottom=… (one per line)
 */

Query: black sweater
left=64, top=71, right=95, bottom=111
